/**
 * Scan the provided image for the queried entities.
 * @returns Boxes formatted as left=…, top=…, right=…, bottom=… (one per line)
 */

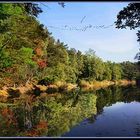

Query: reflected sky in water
left=63, top=100, right=140, bottom=137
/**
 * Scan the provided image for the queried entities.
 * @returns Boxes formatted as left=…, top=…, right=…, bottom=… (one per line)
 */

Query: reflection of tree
left=0, top=106, right=19, bottom=136
left=0, top=92, right=97, bottom=137
left=0, top=95, right=49, bottom=136
left=96, top=86, right=140, bottom=115
left=46, top=93, right=97, bottom=136
left=121, top=86, right=140, bottom=103
left=0, top=86, right=140, bottom=137
left=86, top=115, right=97, bottom=124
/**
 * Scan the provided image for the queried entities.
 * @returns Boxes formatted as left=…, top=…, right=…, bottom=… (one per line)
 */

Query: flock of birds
left=47, top=15, right=115, bottom=32
left=47, top=22, right=115, bottom=32
left=40, top=3, right=115, bottom=32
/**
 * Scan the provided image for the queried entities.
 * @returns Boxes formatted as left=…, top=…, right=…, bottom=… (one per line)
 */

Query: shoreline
left=79, top=79, right=136, bottom=89
left=0, top=79, right=136, bottom=99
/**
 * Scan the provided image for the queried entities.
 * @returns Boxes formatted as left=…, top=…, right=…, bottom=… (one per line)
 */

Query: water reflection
left=96, top=86, right=140, bottom=115
left=0, top=85, right=140, bottom=137
left=63, top=86, right=140, bottom=137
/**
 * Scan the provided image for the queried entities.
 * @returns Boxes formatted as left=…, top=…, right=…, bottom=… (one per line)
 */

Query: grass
left=0, top=79, right=136, bottom=98
left=79, top=79, right=135, bottom=90
left=114, top=79, right=136, bottom=86
left=0, top=90, right=9, bottom=97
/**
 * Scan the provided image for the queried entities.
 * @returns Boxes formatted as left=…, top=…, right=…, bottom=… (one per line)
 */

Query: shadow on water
left=0, top=85, right=140, bottom=137
left=95, top=85, right=140, bottom=115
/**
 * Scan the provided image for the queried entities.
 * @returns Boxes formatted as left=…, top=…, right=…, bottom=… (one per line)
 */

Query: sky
left=37, top=2, right=139, bottom=63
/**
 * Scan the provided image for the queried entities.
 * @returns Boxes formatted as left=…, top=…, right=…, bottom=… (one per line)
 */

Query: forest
left=0, top=2, right=140, bottom=137
left=0, top=3, right=140, bottom=90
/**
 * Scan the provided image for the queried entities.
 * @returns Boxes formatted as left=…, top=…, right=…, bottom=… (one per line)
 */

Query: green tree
left=115, top=3, right=140, bottom=62
left=103, top=61, right=112, bottom=80
left=115, top=3, right=140, bottom=42
left=82, top=49, right=105, bottom=81
left=111, top=63, right=122, bottom=81
left=120, top=61, right=139, bottom=80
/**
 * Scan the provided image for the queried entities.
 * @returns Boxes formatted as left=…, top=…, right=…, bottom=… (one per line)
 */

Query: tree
left=111, top=63, right=122, bottom=81
left=67, top=48, right=79, bottom=82
left=76, top=50, right=84, bottom=79
left=115, top=3, right=140, bottom=43
left=0, top=3, right=48, bottom=85
left=103, top=61, right=112, bottom=81
left=82, top=49, right=104, bottom=81
left=135, top=49, right=140, bottom=61
left=121, top=61, right=139, bottom=80
left=18, top=3, right=43, bottom=17
left=47, top=38, right=68, bottom=67
left=115, top=3, right=140, bottom=74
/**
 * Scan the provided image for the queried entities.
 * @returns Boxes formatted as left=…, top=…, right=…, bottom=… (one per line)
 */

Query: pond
left=0, top=85, right=140, bottom=137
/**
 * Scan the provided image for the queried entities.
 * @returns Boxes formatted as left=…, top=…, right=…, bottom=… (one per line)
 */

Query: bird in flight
left=80, top=16, right=86, bottom=23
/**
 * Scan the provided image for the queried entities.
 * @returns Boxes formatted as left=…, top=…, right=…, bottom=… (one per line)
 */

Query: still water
left=0, top=85, right=140, bottom=137
left=63, top=102, right=140, bottom=137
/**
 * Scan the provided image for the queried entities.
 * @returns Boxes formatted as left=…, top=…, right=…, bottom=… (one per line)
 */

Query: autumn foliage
left=35, top=47, right=44, bottom=56
left=1, top=108, right=17, bottom=127
left=25, top=120, right=48, bottom=136
left=37, top=60, right=47, bottom=69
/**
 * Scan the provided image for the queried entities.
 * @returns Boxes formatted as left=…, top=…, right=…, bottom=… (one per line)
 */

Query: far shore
left=0, top=79, right=136, bottom=100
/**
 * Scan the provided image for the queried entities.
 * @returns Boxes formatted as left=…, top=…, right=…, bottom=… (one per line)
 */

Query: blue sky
left=37, top=2, right=139, bottom=63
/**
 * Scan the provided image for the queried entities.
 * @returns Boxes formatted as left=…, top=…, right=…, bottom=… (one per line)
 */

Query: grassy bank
left=79, top=79, right=136, bottom=90
left=0, top=80, right=136, bottom=99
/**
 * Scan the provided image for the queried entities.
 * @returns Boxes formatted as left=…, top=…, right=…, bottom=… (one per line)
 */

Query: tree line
left=0, top=3, right=139, bottom=87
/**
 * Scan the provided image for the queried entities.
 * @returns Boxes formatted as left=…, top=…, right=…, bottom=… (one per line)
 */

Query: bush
left=38, top=77, right=54, bottom=86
